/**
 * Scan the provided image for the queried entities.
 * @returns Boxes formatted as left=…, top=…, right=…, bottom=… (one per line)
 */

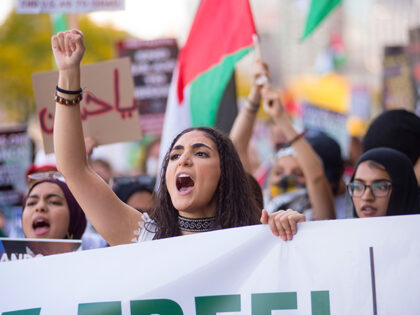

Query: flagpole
left=252, top=34, right=269, bottom=87
left=252, top=34, right=262, bottom=60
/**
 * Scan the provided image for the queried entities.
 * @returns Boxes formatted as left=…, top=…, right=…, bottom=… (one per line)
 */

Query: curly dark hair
left=150, top=127, right=261, bottom=239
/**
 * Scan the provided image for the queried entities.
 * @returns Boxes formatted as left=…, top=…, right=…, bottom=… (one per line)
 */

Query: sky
left=0, top=0, right=200, bottom=41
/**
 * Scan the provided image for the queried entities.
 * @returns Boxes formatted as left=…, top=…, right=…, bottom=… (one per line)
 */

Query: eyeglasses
left=110, top=175, right=155, bottom=192
left=27, top=171, right=66, bottom=184
left=347, top=180, right=392, bottom=198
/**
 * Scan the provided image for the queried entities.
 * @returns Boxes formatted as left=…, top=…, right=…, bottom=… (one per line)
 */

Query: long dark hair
left=150, top=127, right=261, bottom=239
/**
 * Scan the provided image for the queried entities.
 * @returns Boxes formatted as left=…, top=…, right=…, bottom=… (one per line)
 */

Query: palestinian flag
left=301, top=0, right=342, bottom=40
left=160, top=0, right=257, bottom=158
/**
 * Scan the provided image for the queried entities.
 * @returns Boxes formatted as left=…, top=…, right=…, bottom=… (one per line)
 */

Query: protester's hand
left=84, top=137, right=98, bottom=157
left=261, top=85, right=284, bottom=119
left=260, top=209, right=305, bottom=241
left=51, top=29, right=85, bottom=71
left=252, top=60, right=270, bottom=87
left=247, top=60, right=270, bottom=105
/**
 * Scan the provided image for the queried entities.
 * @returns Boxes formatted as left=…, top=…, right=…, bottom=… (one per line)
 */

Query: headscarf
left=350, top=147, right=420, bottom=216
left=363, top=110, right=420, bottom=165
left=306, top=132, right=343, bottom=185
left=23, top=179, right=87, bottom=239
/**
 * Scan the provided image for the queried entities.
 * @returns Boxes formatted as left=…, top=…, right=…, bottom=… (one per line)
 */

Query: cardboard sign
left=302, top=103, right=349, bottom=157
left=0, top=238, right=82, bottom=263
left=0, top=126, right=31, bottom=206
left=117, top=38, right=178, bottom=135
left=407, top=27, right=420, bottom=114
left=381, top=46, right=416, bottom=111
left=32, top=58, right=142, bottom=154
left=17, top=0, right=124, bottom=14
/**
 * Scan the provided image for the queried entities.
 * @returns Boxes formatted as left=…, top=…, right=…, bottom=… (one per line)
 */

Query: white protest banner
left=32, top=57, right=141, bottom=154
left=17, top=0, right=124, bottom=14
left=1, top=215, right=419, bottom=314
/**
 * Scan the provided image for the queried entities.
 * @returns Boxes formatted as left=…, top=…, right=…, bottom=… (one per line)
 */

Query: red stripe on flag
left=176, top=0, right=256, bottom=104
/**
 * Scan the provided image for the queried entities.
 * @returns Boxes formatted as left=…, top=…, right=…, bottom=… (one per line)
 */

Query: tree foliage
left=0, top=11, right=132, bottom=123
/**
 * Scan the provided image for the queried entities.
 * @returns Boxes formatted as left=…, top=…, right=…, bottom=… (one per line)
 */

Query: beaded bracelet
left=54, top=91, right=83, bottom=106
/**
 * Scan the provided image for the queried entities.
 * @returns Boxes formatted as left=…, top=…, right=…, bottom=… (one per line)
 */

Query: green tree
left=0, top=11, right=132, bottom=123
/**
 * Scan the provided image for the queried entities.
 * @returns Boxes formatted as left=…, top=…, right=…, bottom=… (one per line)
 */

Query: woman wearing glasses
left=348, top=147, right=420, bottom=217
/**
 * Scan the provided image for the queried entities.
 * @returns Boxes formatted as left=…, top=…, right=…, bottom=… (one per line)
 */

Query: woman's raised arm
left=261, top=86, right=336, bottom=220
left=229, top=60, right=269, bottom=173
left=52, top=30, right=143, bottom=245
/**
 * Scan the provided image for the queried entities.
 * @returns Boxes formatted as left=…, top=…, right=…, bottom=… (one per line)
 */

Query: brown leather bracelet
left=287, top=130, right=307, bottom=146
left=245, top=98, right=260, bottom=113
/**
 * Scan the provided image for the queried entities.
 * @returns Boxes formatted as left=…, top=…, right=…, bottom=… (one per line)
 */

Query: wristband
left=245, top=98, right=260, bottom=113
left=287, top=130, right=307, bottom=146
left=56, top=85, right=83, bottom=95
left=54, top=91, right=83, bottom=106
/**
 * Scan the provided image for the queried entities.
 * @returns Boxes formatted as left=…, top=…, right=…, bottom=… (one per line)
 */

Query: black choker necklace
left=178, top=215, right=216, bottom=232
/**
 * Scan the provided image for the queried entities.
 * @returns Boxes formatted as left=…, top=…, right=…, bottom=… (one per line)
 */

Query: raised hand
left=51, top=29, right=85, bottom=71
left=260, top=209, right=306, bottom=241
left=261, top=85, right=284, bottom=119
left=247, top=60, right=270, bottom=107
left=252, top=60, right=270, bottom=87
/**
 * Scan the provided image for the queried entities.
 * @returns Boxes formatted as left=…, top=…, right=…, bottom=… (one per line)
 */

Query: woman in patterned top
left=50, top=29, right=306, bottom=245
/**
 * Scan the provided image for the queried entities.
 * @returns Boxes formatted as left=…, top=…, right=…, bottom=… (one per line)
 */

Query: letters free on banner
left=1, top=215, right=419, bottom=314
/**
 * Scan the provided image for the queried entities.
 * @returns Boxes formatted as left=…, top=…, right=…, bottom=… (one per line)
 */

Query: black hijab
left=363, top=110, right=420, bottom=165
left=350, top=147, right=420, bottom=216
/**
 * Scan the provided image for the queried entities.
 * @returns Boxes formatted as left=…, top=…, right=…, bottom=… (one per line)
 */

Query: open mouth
left=176, top=174, right=195, bottom=193
left=360, top=205, right=377, bottom=216
left=32, top=217, right=51, bottom=236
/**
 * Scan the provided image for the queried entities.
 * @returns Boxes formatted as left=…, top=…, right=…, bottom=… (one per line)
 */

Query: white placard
left=17, top=0, right=124, bottom=14
left=0, top=215, right=419, bottom=314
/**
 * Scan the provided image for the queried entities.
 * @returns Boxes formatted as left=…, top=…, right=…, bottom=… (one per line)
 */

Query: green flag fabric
left=301, top=0, right=342, bottom=40
left=51, top=13, right=69, bottom=34
left=50, top=14, right=69, bottom=69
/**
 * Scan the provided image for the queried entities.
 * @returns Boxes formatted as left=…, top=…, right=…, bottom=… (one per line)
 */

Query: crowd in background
left=0, top=30, right=420, bottom=257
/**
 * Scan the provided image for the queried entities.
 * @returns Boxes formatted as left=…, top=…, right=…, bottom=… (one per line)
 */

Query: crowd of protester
left=1, top=29, right=420, bottom=255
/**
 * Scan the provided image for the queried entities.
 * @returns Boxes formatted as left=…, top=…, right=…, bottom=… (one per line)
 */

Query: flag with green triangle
left=159, top=0, right=257, bottom=158
left=301, top=0, right=342, bottom=40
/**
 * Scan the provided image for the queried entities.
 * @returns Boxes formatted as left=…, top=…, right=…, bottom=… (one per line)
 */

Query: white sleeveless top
left=132, top=213, right=157, bottom=243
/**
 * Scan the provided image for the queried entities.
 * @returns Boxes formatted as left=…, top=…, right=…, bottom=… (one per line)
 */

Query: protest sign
left=407, top=27, right=420, bottom=115
left=0, top=126, right=31, bottom=206
left=32, top=57, right=141, bottom=154
left=381, top=45, right=416, bottom=111
left=302, top=103, right=349, bottom=157
left=117, top=38, right=178, bottom=135
left=0, top=215, right=419, bottom=314
left=0, top=238, right=81, bottom=263
left=17, top=0, right=124, bottom=14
